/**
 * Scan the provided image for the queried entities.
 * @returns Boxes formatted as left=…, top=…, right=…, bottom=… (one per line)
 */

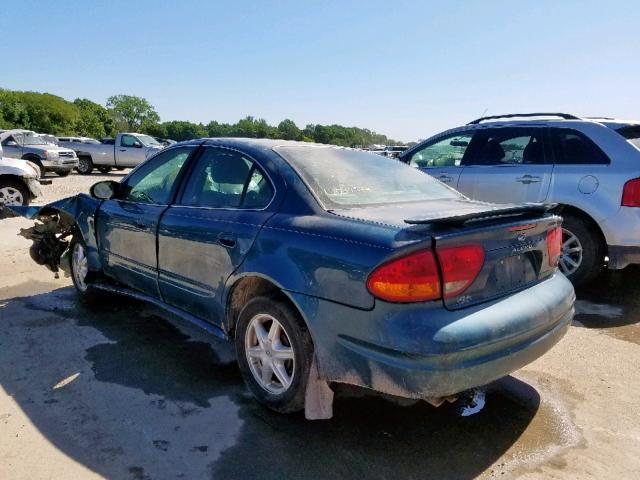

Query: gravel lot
left=0, top=172, right=639, bottom=479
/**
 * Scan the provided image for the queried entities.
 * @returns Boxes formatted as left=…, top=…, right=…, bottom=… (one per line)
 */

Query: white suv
left=399, top=113, right=640, bottom=285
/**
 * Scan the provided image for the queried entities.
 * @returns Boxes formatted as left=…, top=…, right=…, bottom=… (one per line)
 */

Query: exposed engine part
left=19, top=213, right=74, bottom=275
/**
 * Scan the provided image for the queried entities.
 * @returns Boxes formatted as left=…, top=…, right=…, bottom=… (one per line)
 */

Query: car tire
left=69, top=237, right=99, bottom=301
left=0, top=179, right=30, bottom=206
left=559, top=213, right=604, bottom=286
left=77, top=156, right=94, bottom=175
left=235, top=295, right=313, bottom=413
left=57, top=170, right=71, bottom=177
left=98, top=166, right=112, bottom=174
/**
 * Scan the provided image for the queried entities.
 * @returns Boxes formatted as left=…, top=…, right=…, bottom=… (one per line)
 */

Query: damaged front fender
left=3, top=194, right=103, bottom=277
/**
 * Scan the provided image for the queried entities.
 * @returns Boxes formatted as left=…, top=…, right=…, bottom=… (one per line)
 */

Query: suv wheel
left=235, top=295, right=313, bottom=413
left=70, top=238, right=99, bottom=301
left=0, top=179, right=30, bottom=206
left=77, top=156, right=94, bottom=175
left=559, top=214, right=604, bottom=285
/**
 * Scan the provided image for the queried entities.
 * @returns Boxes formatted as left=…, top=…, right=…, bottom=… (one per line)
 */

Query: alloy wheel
left=559, top=228, right=583, bottom=276
left=0, top=186, right=24, bottom=206
left=245, top=313, right=296, bottom=394
left=72, top=242, right=89, bottom=291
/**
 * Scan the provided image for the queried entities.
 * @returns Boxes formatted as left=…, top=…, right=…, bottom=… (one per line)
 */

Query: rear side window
left=180, top=148, right=273, bottom=209
left=550, top=129, right=610, bottom=165
left=615, top=125, right=640, bottom=149
left=408, top=133, right=473, bottom=168
left=463, top=127, right=547, bottom=166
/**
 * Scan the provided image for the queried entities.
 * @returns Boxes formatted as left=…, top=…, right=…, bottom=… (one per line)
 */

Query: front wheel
left=559, top=214, right=604, bottom=286
left=70, top=238, right=100, bottom=301
left=235, top=295, right=313, bottom=413
left=77, top=156, right=94, bottom=175
left=0, top=179, right=30, bottom=206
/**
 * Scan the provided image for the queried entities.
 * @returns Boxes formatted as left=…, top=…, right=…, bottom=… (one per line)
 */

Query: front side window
left=180, top=148, right=273, bottom=209
left=120, top=147, right=193, bottom=204
left=551, top=128, right=610, bottom=165
left=463, top=128, right=546, bottom=166
left=408, top=133, right=473, bottom=168
left=275, top=145, right=461, bottom=208
left=120, top=135, right=140, bottom=148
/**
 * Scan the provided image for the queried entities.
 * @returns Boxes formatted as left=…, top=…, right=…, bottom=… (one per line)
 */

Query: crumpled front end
left=1, top=194, right=103, bottom=276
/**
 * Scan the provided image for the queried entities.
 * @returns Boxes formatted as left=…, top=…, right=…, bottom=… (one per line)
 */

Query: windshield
left=616, top=125, right=640, bottom=149
left=275, top=145, right=461, bottom=208
left=22, top=133, right=47, bottom=146
left=137, top=134, right=162, bottom=147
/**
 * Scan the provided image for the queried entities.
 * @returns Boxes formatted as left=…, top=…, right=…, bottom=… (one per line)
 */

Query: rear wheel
left=0, top=179, right=30, bottom=206
left=235, top=295, right=313, bottom=413
left=559, top=213, right=604, bottom=285
left=77, top=156, right=94, bottom=175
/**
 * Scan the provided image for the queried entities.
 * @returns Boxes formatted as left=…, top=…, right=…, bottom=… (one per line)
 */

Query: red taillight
left=547, top=226, right=562, bottom=267
left=622, top=178, right=640, bottom=207
left=366, top=250, right=441, bottom=302
left=366, top=245, right=485, bottom=303
left=436, top=245, right=485, bottom=299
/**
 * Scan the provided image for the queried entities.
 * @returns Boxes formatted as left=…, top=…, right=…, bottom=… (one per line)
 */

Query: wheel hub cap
left=559, top=228, right=583, bottom=276
left=72, top=243, right=89, bottom=291
left=245, top=314, right=295, bottom=394
left=0, top=187, right=24, bottom=206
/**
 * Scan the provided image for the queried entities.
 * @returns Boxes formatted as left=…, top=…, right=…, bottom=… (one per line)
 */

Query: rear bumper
left=608, top=245, right=640, bottom=270
left=290, top=273, right=575, bottom=399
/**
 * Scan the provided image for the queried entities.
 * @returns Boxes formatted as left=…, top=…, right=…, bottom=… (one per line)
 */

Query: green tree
left=73, top=98, right=115, bottom=138
left=106, top=94, right=160, bottom=131
left=277, top=119, right=301, bottom=140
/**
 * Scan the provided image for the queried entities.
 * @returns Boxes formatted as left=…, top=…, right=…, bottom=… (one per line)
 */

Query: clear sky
left=4, top=0, right=639, bottom=142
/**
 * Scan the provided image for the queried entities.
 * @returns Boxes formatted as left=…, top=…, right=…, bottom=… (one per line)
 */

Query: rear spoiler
left=404, top=203, right=556, bottom=227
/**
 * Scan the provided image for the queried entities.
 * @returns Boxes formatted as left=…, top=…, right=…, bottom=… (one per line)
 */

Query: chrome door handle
left=516, top=175, right=542, bottom=184
left=438, top=174, right=453, bottom=183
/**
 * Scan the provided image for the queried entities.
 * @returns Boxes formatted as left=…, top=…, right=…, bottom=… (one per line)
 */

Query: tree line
left=0, top=89, right=402, bottom=146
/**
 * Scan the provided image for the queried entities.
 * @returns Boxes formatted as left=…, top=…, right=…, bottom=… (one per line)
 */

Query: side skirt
left=91, top=282, right=230, bottom=341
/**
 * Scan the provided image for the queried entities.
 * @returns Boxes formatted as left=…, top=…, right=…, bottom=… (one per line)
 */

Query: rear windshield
left=274, top=145, right=461, bottom=208
left=616, top=125, right=640, bottom=149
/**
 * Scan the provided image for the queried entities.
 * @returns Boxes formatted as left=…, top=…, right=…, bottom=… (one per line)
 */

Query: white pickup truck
left=62, top=133, right=164, bottom=174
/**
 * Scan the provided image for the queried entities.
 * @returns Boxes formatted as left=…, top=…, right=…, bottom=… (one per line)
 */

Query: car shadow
left=573, top=265, right=640, bottom=344
left=0, top=286, right=549, bottom=479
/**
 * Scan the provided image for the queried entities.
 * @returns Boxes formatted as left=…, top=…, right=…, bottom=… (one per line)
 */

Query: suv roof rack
left=467, top=113, right=581, bottom=125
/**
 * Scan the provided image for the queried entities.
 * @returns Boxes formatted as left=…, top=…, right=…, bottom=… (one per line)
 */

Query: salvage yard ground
left=1, top=172, right=639, bottom=479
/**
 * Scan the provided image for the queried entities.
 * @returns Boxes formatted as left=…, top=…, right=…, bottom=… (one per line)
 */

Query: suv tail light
left=547, top=226, right=562, bottom=267
left=366, top=245, right=484, bottom=303
left=436, top=245, right=485, bottom=299
left=366, top=250, right=441, bottom=302
left=622, top=178, right=640, bottom=207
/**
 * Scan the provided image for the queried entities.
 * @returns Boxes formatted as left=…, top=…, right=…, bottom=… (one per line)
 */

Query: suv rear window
left=615, top=125, right=640, bottom=149
left=550, top=128, right=610, bottom=165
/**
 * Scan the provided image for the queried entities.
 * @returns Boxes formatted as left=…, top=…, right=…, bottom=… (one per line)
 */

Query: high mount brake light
left=547, top=226, right=562, bottom=267
left=622, top=178, right=640, bottom=207
left=367, top=245, right=485, bottom=303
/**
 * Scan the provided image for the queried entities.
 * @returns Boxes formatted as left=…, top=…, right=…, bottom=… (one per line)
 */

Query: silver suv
left=399, top=113, right=640, bottom=285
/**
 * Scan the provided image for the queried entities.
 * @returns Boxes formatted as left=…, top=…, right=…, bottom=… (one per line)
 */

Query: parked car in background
left=400, top=113, right=640, bottom=285
left=0, top=152, right=44, bottom=206
left=66, top=132, right=164, bottom=174
left=381, top=145, right=409, bottom=158
left=0, top=129, right=78, bottom=177
left=57, top=136, right=101, bottom=145
left=10, top=139, right=574, bottom=415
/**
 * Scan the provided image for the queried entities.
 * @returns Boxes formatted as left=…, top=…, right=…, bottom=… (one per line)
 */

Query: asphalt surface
left=0, top=171, right=639, bottom=479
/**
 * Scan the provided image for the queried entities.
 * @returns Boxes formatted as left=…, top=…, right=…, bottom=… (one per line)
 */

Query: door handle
left=516, top=175, right=542, bottom=184
left=438, top=174, right=453, bottom=183
left=119, top=149, right=127, bottom=152
left=217, top=233, right=236, bottom=248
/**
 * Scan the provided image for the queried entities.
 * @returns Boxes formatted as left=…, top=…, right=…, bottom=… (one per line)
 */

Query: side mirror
left=133, top=141, right=143, bottom=148
left=90, top=180, right=119, bottom=200
left=6, top=141, right=17, bottom=147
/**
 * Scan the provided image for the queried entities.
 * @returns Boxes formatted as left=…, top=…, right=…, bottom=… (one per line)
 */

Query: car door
left=115, top=134, right=146, bottom=167
left=157, top=146, right=277, bottom=325
left=404, top=132, right=474, bottom=189
left=456, top=126, right=553, bottom=203
left=96, top=146, right=196, bottom=297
